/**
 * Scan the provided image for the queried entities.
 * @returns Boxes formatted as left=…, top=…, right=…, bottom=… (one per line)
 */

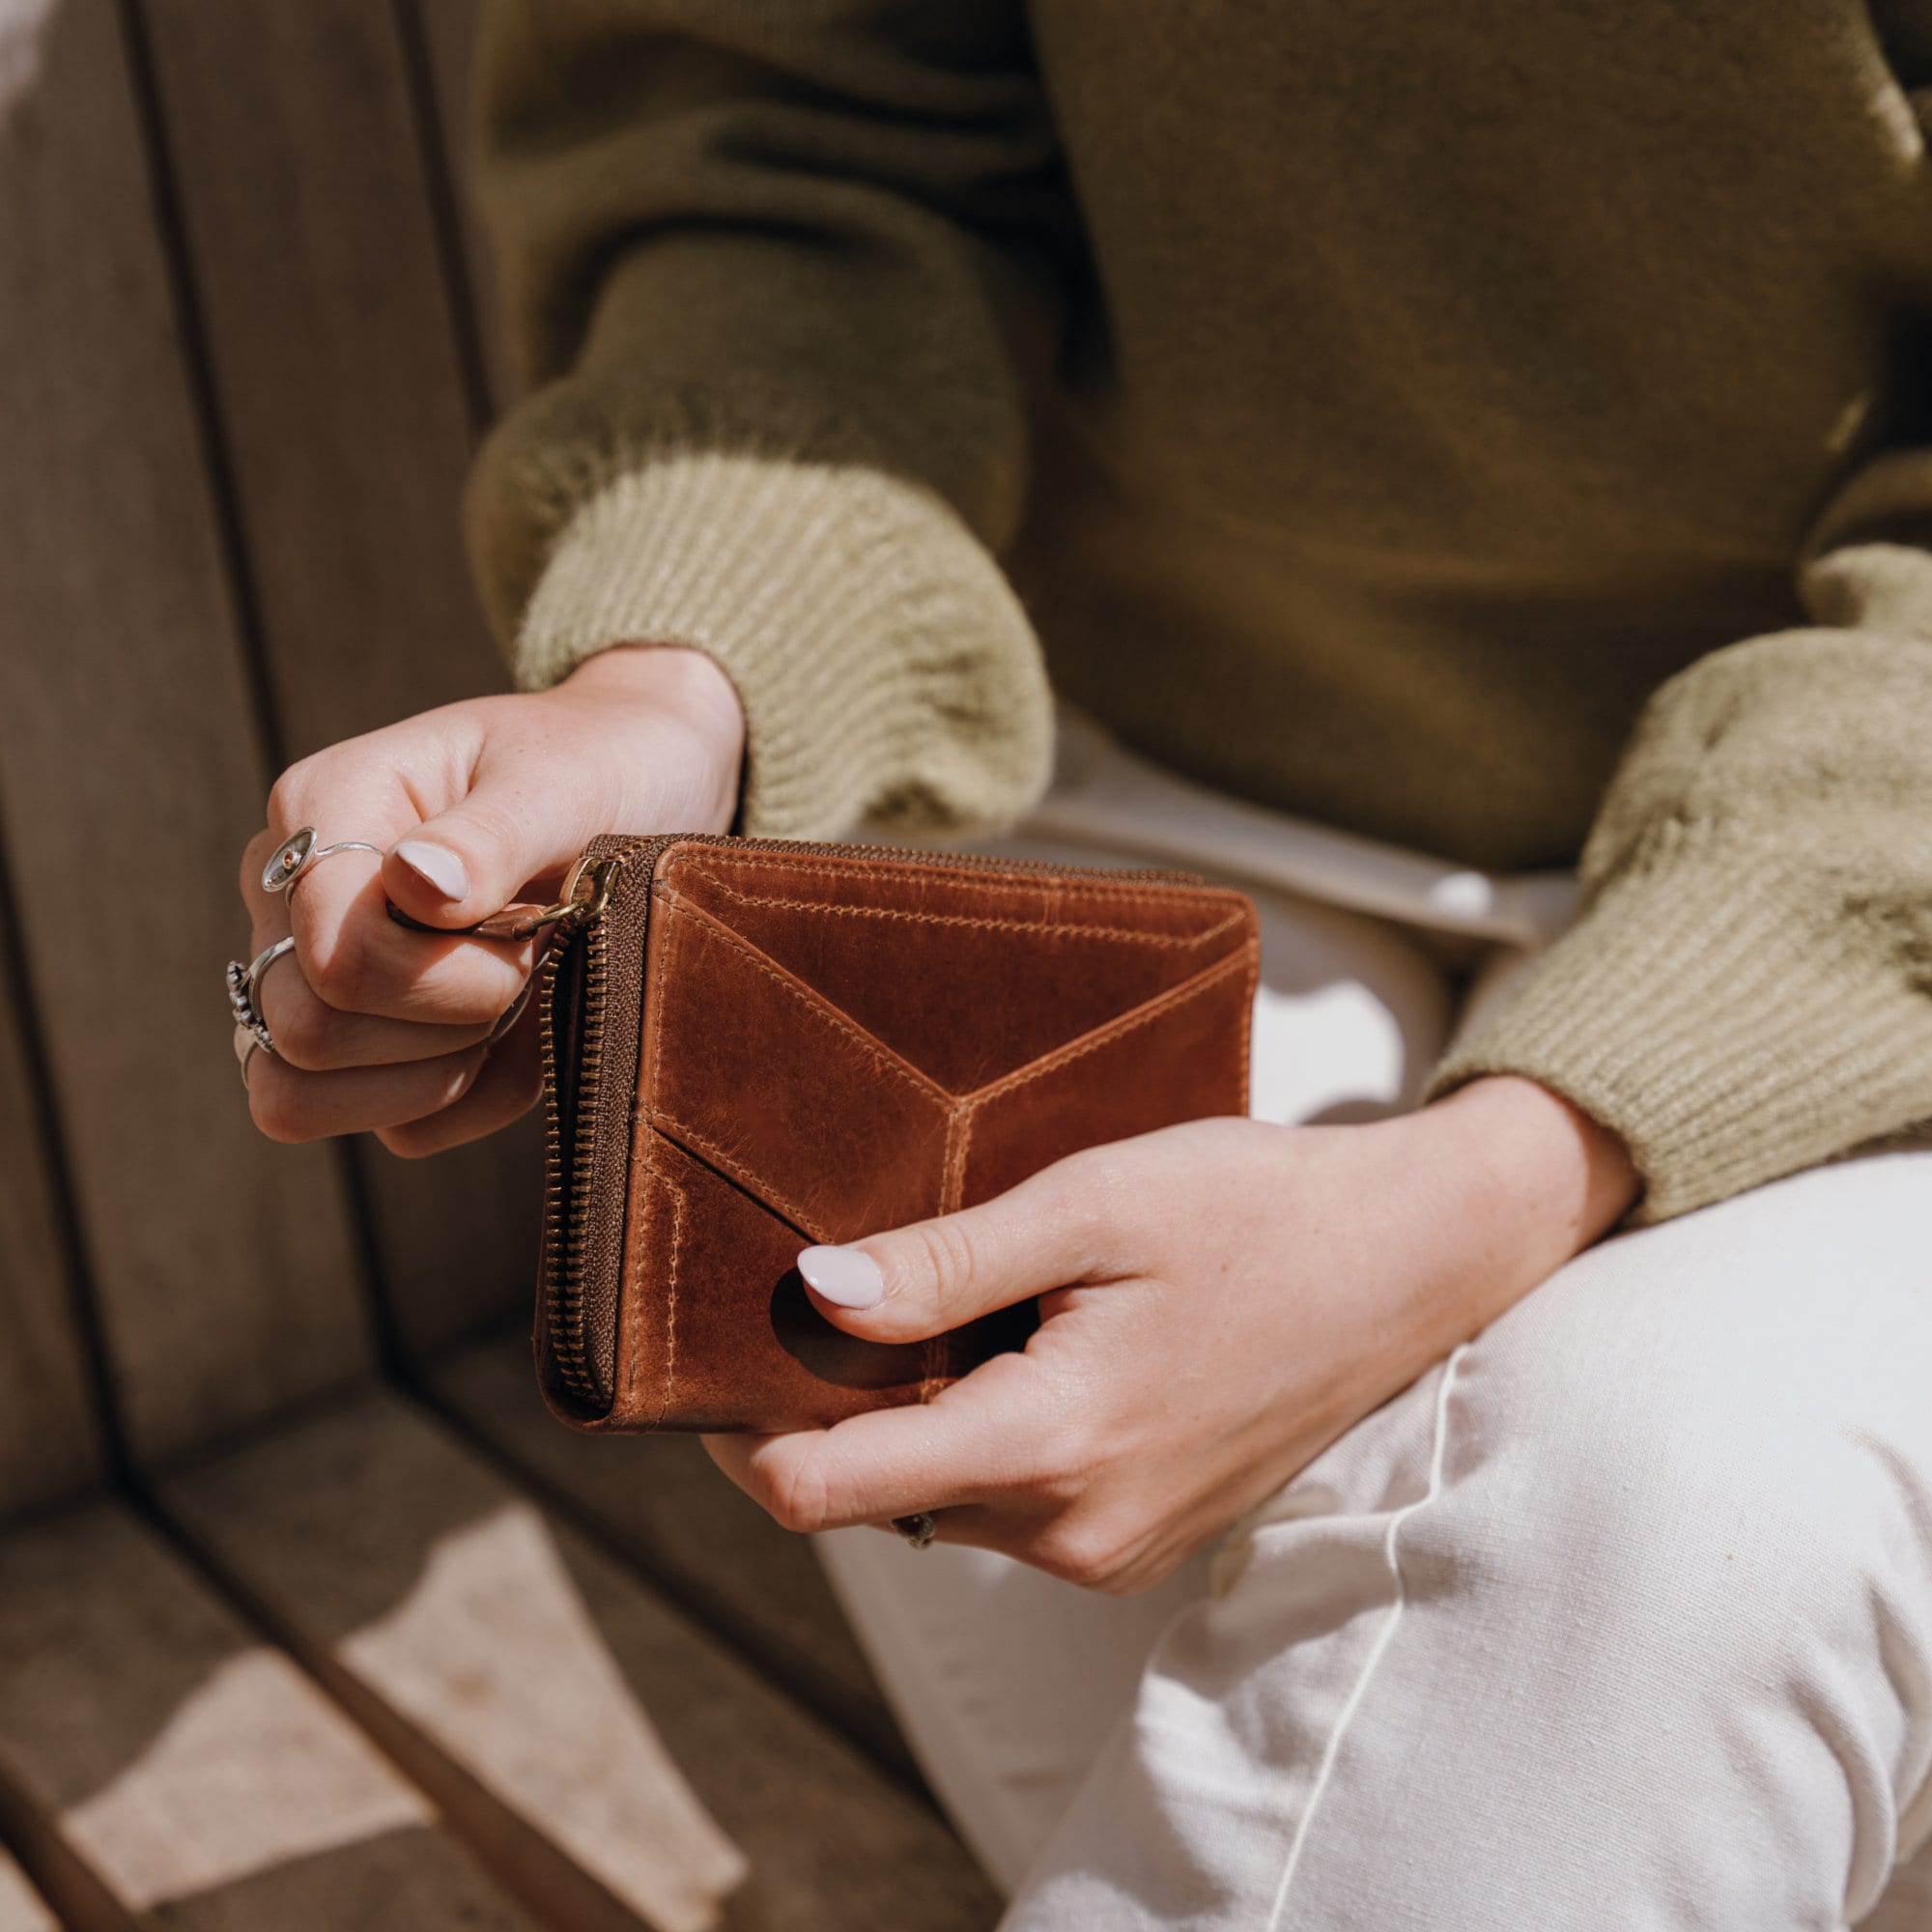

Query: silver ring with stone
left=892, top=1511, right=938, bottom=1549
left=261, top=825, right=384, bottom=899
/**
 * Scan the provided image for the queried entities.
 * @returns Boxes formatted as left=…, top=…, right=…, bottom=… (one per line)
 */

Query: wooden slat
left=411, top=0, right=516, bottom=411
left=0, top=935, right=102, bottom=1518
left=0, top=1848, right=59, bottom=1932
left=0, top=0, right=370, bottom=1463
left=0, top=1500, right=541, bottom=1930
left=427, top=1330, right=907, bottom=1776
left=159, top=1391, right=1001, bottom=1932
left=135, top=0, right=539, bottom=1364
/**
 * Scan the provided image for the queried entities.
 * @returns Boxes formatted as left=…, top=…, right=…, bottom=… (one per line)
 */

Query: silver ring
left=224, top=937, right=293, bottom=1056
left=892, top=1512, right=938, bottom=1549
left=246, top=935, right=296, bottom=1007
left=262, top=825, right=384, bottom=898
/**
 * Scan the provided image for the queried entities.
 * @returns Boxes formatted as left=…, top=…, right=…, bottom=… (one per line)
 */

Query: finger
left=254, top=944, right=494, bottom=1070
left=247, top=1041, right=491, bottom=1145
left=702, top=1353, right=1058, bottom=1532
left=375, top=992, right=543, bottom=1156
left=282, top=848, right=533, bottom=1026
left=794, top=1151, right=1126, bottom=1345
left=380, top=731, right=617, bottom=929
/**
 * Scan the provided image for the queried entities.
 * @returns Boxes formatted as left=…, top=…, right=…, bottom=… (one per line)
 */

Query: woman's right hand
left=235, top=643, right=745, bottom=1156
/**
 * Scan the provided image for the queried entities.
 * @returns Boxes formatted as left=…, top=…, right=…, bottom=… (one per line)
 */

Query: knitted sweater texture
left=466, top=0, right=1932, bottom=1220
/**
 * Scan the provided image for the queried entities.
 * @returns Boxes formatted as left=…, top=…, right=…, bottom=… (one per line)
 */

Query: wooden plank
left=0, top=1848, right=59, bottom=1932
left=0, top=0, right=370, bottom=1462
left=0, top=1499, right=541, bottom=1930
left=0, top=926, right=103, bottom=1518
left=410, top=0, right=516, bottom=412
left=136, top=0, right=539, bottom=1364
left=427, top=1330, right=907, bottom=1776
left=159, top=1391, right=1001, bottom=1932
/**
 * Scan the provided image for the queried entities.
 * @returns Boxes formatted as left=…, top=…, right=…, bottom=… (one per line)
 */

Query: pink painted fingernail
left=394, top=838, right=469, bottom=901
left=798, top=1244, right=884, bottom=1309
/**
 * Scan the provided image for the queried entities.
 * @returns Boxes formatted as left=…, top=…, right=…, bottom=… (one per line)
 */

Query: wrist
left=1398, top=1075, right=1640, bottom=1336
left=554, top=642, right=746, bottom=832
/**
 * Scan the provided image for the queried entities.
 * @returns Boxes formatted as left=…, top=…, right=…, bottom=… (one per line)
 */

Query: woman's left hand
left=705, top=1074, right=1638, bottom=1594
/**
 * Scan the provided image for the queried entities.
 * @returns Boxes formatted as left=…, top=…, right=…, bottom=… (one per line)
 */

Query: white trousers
left=819, top=715, right=1932, bottom=1929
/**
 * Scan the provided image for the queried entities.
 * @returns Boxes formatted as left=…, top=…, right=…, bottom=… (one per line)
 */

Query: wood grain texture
left=0, top=926, right=103, bottom=1518
left=160, top=1390, right=999, bottom=1932
left=136, top=0, right=540, bottom=1360
left=0, top=1500, right=540, bottom=1930
left=428, top=1329, right=907, bottom=1776
left=412, top=0, right=516, bottom=412
left=0, top=0, right=369, bottom=1463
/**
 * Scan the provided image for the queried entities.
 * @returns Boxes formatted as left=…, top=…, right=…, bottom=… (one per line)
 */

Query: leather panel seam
left=959, top=947, right=1257, bottom=1111
left=678, top=862, right=1247, bottom=948
left=675, top=849, right=1237, bottom=911
left=656, top=894, right=957, bottom=1105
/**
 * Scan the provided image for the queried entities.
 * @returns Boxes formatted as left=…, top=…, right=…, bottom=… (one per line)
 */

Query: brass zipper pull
left=386, top=852, right=620, bottom=941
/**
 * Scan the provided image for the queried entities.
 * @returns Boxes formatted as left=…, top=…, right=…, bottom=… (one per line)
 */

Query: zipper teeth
left=539, top=830, right=1207, bottom=1404
left=540, top=832, right=682, bottom=1404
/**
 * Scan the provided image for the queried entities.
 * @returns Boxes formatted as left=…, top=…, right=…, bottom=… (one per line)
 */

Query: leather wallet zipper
left=537, top=833, right=1201, bottom=1409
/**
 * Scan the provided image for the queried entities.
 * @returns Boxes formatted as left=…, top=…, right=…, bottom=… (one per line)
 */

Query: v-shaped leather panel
left=663, top=847, right=1251, bottom=1092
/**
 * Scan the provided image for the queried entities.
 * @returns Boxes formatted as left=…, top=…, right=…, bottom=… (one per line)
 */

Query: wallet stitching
left=653, top=1113, right=837, bottom=1246
left=633, top=914, right=679, bottom=1419
left=661, top=895, right=954, bottom=1106
left=959, top=947, right=1255, bottom=1111
left=939, top=1103, right=974, bottom=1215
left=652, top=1173, right=687, bottom=1430
left=679, top=864, right=1244, bottom=949
left=682, top=852, right=1238, bottom=911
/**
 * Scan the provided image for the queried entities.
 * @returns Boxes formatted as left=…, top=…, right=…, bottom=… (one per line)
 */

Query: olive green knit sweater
left=465, top=0, right=1932, bottom=1222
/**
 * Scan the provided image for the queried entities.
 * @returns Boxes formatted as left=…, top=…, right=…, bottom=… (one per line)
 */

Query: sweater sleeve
left=1428, top=451, right=1932, bottom=1221
left=463, top=0, right=1064, bottom=837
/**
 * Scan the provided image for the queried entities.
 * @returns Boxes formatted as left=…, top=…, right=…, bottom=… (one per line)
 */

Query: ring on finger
left=892, top=1511, right=939, bottom=1549
left=224, top=935, right=294, bottom=1054
left=262, top=825, right=384, bottom=901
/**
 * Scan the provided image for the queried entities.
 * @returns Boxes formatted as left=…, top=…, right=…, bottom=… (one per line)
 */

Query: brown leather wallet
left=530, top=834, right=1259, bottom=1433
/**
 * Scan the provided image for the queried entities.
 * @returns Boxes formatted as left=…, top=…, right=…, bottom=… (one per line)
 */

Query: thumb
left=382, top=747, right=606, bottom=928
left=797, top=1160, right=1105, bottom=1344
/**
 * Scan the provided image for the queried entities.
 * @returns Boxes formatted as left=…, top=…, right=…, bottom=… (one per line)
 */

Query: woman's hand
left=706, top=1075, right=1639, bottom=1593
left=237, top=644, right=744, bottom=1155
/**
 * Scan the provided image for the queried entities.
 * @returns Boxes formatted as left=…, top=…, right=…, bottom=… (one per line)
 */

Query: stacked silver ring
left=229, top=827, right=383, bottom=1089
left=227, top=936, right=295, bottom=1085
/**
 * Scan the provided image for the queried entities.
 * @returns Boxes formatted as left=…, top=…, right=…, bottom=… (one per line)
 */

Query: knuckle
left=1037, top=1518, right=1130, bottom=1592
left=238, top=828, right=276, bottom=898
left=905, top=1214, right=981, bottom=1313
left=247, top=1065, right=312, bottom=1144
left=1031, top=1418, right=1101, bottom=1504
left=301, top=924, right=374, bottom=1013
left=268, top=997, right=337, bottom=1072
left=376, top=1120, right=439, bottom=1160
left=265, top=758, right=321, bottom=836
left=755, top=1455, right=833, bottom=1535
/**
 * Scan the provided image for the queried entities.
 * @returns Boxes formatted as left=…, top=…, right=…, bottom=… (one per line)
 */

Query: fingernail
left=394, top=838, right=469, bottom=901
left=797, top=1244, right=884, bottom=1309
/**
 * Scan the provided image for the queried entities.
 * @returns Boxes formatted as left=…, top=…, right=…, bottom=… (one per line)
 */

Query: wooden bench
left=0, top=5, right=995, bottom=1925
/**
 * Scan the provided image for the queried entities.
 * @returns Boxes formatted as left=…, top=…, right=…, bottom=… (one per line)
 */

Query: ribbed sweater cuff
left=1426, top=854, right=1932, bottom=1222
left=513, top=450, right=1053, bottom=838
